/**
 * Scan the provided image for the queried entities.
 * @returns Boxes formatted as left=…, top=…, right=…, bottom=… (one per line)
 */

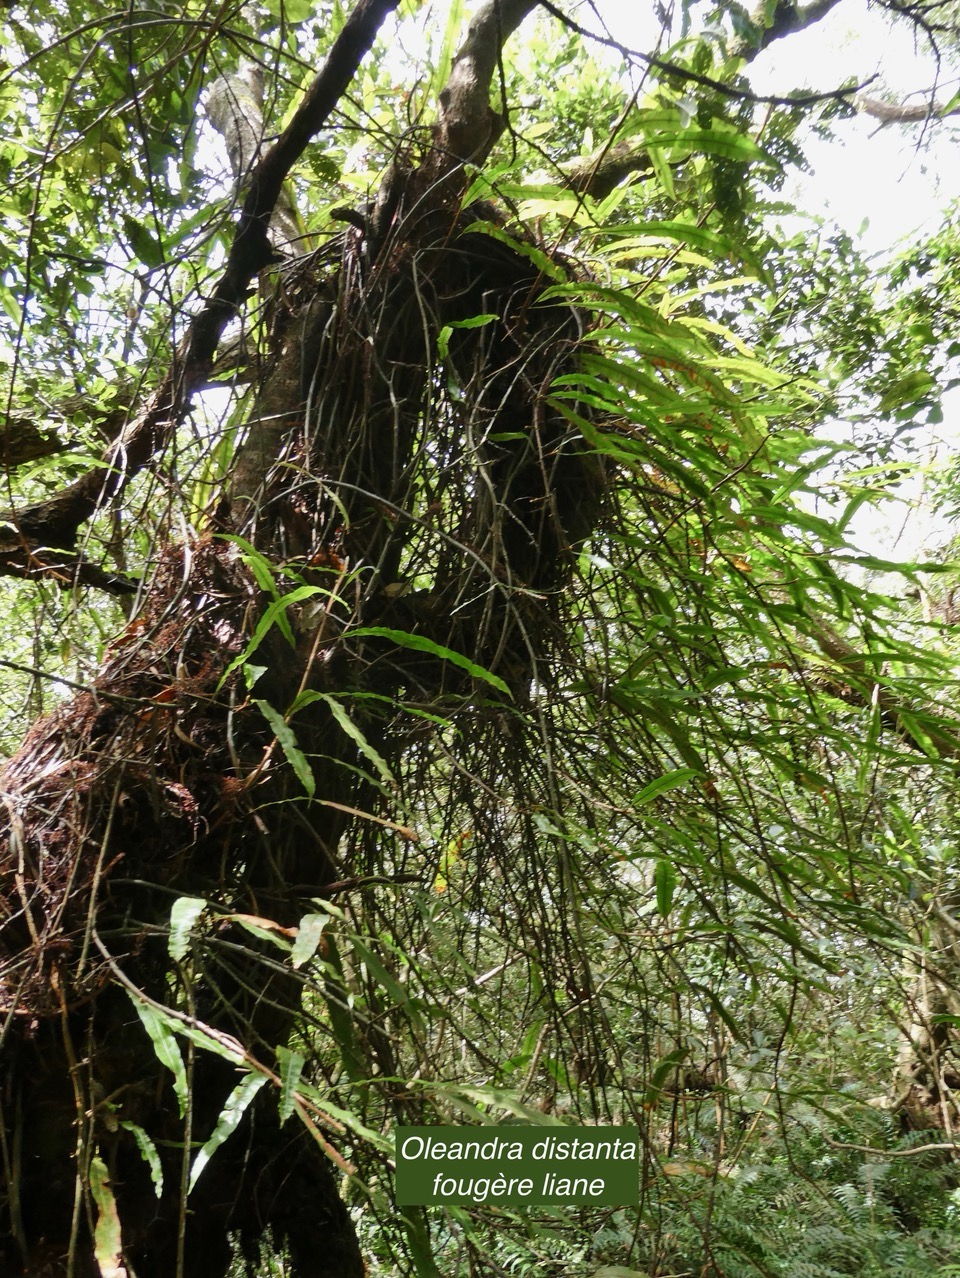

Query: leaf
left=276, top=1044, right=306, bottom=1123
left=461, top=220, right=566, bottom=281
left=254, top=699, right=315, bottom=796
left=296, top=1083, right=390, bottom=1148
left=428, top=0, right=465, bottom=99
left=438, top=313, right=498, bottom=360
left=633, top=767, right=700, bottom=805
left=228, top=911, right=296, bottom=952
left=122, top=215, right=164, bottom=269
left=879, top=370, right=936, bottom=414
left=168, top=895, right=207, bottom=962
left=316, top=695, right=395, bottom=785
left=399, top=1205, right=444, bottom=1278
left=291, top=912, right=329, bottom=969
left=427, top=1081, right=568, bottom=1124
left=646, top=145, right=676, bottom=200
left=650, top=127, right=765, bottom=161
left=349, top=935, right=411, bottom=1012
left=348, top=628, right=511, bottom=695
left=128, top=994, right=188, bottom=1117
left=189, top=1072, right=268, bottom=1192
left=119, top=1122, right=163, bottom=1198
left=655, top=858, right=677, bottom=917
left=172, top=1022, right=247, bottom=1065
left=649, top=1047, right=687, bottom=1097
left=89, top=1155, right=124, bottom=1278
left=219, top=585, right=325, bottom=686
left=216, top=534, right=283, bottom=597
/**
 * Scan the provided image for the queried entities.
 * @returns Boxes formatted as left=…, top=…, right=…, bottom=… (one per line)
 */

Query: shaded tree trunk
left=892, top=899, right=960, bottom=1138
left=0, top=1, right=605, bottom=1273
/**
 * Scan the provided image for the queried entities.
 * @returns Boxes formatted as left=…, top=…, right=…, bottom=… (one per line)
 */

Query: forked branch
left=0, top=0, right=401, bottom=562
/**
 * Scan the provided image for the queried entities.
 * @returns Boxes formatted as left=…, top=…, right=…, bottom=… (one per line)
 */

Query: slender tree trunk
left=893, top=898, right=960, bottom=1137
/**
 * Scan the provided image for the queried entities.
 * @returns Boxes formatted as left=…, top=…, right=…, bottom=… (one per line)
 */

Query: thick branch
left=538, top=0, right=859, bottom=106
left=436, top=0, right=539, bottom=163
left=730, top=0, right=843, bottom=60
left=857, top=92, right=960, bottom=123
left=811, top=617, right=960, bottom=761
left=1, top=393, right=130, bottom=472
left=370, top=0, right=540, bottom=263
left=206, top=61, right=303, bottom=250
left=0, top=0, right=399, bottom=560
left=544, top=0, right=865, bottom=198
left=1, top=418, right=66, bottom=469
left=563, top=141, right=654, bottom=199
left=0, top=548, right=137, bottom=595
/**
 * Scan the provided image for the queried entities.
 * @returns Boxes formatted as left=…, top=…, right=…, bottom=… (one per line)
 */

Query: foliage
left=4, top=0, right=960, bottom=1276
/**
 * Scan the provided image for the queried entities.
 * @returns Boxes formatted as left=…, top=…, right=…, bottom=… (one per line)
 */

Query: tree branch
left=206, top=59, right=303, bottom=251
left=371, top=0, right=539, bottom=243
left=810, top=616, right=960, bottom=761
left=0, top=0, right=400, bottom=561
left=1, top=418, right=66, bottom=469
left=436, top=0, right=539, bottom=163
left=858, top=91, right=960, bottom=123
left=562, top=140, right=654, bottom=200
left=537, top=0, right=866, bottom=108
left=0, top=548, right=137, bottom=595
left=730, top=0, right=844, bottom=60
left=1, top=394, right=130, bottom=471
left=539, top=0, right=871, bottom=198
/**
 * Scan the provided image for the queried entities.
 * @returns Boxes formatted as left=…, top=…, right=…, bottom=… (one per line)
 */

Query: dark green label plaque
left=395, top=1126, right=639, bottom=1206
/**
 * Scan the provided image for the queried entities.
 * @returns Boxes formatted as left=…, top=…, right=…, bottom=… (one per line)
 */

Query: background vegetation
left=4, top=0, right=960, bottom=1274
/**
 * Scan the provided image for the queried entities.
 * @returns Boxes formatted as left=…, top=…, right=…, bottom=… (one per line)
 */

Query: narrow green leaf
left=429, top=0, right=465, bottom=98
left=317, top=695, right=395, bottom=785
left=647, top=128, right=764, bottom=161
left=655, top=859, right=677, bottom=917
left=129, top=994, right=188, bottom=1117
left=254, top=699, right=315, bottom=796
left=429, top=1081, right=568, bottom=1124
left=633, top=767, right=700, bottom=805
left=168, top=896, right=207, bottom=962
left=216, top=534, right=282, bottom=598
left=119, top=1121, right=164, bottom=1198
left=276, top=1045, right=306, bottom=1124
left=348, top=628, right=511, bottom=695
left=296, top=1083, right=390, bottom=1148
left=173, top=1022, right=246, bottom=1065
left=189, top=1072, right=268, bottom=1192
left=349, top=935, right=410, bottom=1011
left=646, top=144, right=676, bottom=199
left=219, top=586, right=324, bottom=687
left=450, top=312, right=499, bottom=329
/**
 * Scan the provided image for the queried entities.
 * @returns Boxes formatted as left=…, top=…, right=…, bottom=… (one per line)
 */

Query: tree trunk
left=0, top=3, right=605, bottom=1270
left=892, top=898, right=960, bottom=1138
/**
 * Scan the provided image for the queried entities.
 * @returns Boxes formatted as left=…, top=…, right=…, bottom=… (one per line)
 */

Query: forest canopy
left=3, top=0, right=960, bottom=1275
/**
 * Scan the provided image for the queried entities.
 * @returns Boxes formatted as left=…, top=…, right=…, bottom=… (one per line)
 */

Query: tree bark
left=0, top=1, right=612, bottom=1273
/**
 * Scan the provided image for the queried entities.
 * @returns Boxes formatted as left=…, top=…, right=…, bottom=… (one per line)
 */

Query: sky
left=586, top=0, right=960, bottom=563
left=590, top=0, right=960, bottom=253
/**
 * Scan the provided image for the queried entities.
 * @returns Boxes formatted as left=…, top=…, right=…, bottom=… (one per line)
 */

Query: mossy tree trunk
left=0, top=1, right=605, bottom=1273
